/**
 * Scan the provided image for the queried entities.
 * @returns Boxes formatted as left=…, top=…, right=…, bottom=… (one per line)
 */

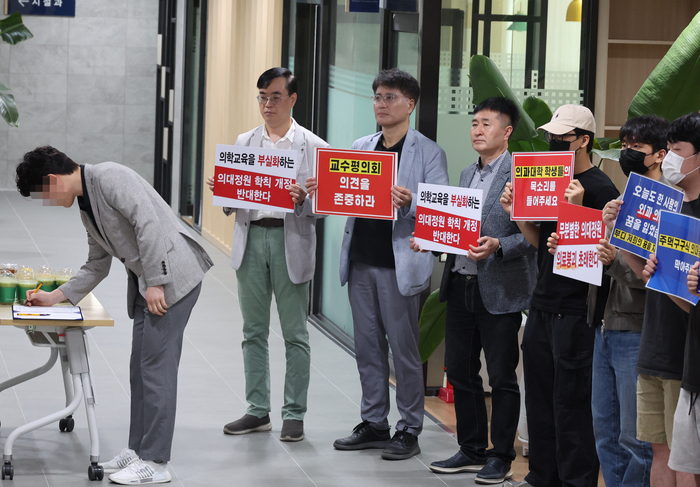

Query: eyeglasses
left=544, top=132, right=582, bottom=144
left=371, top=93, right=404, bottom=105
left=257, top=95, right=289, bottom=105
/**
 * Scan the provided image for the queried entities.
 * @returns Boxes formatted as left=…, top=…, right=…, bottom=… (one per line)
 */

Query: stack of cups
left=36, top=265, right=57, bottom=293
left=55, top=268, right=74, bottom=303
left=0, top=270, right=17, bottom=305
left=16, top=268, right=38, bottom=304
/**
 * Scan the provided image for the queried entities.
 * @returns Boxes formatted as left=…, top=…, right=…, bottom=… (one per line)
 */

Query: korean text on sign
left=646, top=211, right=700, bottom=305
left=552, top=201, right=604, bottom=286
left=212, top=144, right=297, bottom=212
left=610, top=172, right=684, bottom=259
left=8, top=0, right=74, bottom=16
left=413, top=183, right=483, bottom=256
left=314, top=148, right=397, bottom=220
left=510, top=151, right=575, bottom=221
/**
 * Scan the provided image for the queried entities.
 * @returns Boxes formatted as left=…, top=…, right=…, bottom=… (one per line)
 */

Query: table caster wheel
left=59, top=416, right=75, bottom=432
left=88, top=464, right=104, bottom=481
left=2, top=462, right=13, bottom=480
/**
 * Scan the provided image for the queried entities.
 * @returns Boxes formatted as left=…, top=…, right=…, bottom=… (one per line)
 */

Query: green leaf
left=628, top=11, right=700, bottom=121
left=418, top=288, right=447, bottom=363
left=0, top=90, right=19, bottom=127
left=469, top=55, right=538, bottom=142
left=508, top=136, right=548, bottom=153
left=0, top=13, right=34, bottom=46
left=591, top=148, right=621, bottom=161
left=522, top=96, right=553, bottom=129
left=0, top=82, right=10, bottom=92
left=594, top=137, right=620, bottom=150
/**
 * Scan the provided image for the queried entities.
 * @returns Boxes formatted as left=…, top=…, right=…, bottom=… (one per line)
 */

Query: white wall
left=0, top=0, right=159, bottom=189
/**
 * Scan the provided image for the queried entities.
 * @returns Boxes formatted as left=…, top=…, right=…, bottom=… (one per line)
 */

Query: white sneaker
left=108, top=458, right=171, bottom=485
left=101, top=448, right=138, bottom=474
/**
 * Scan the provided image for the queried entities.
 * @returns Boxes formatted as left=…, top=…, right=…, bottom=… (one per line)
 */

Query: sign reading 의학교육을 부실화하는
left=412, top=183, right=483, bottom=256
left=313, top=148, right=397, bottom=220
left=646, top=211, right=700, bottom=306
left=552, top=201, right=604, bottom=286
left=212, top=144, right=297, bottom=212
left=609, top=172, right=684, bottom=259
left=510, top=151, right=575, bottom=221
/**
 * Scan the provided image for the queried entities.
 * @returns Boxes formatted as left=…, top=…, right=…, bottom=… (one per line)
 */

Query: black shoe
left=381, top=427, right=420, bottom=460
left=333, top=421, right=391, bottom=450
left=280, top=419, right=304, bottom=442
left=429, top=450, right=487, bottom=473
left=475, top=457, right=513, bottom=484
left=223, top=414, right=272, bottom=435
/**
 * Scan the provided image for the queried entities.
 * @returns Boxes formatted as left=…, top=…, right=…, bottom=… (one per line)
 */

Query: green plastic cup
left=17, top=279, right=38, bottom=303
left=55, top=275, right=72, bottom=303
left=0, top=273, right=17, bottom=305
left=37, top=277, right=57, bottom=293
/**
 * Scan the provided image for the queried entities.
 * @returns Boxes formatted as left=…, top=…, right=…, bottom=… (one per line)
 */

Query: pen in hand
left=24, top=282, right=43, bottom=305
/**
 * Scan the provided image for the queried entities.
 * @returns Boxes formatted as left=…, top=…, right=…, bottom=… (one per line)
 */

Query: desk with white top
left=0, top=293, right=113, bottom=481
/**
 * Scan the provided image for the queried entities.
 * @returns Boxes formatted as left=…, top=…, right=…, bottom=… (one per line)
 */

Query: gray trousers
left=348, top=262, right=424, bottom=436
left=128, top=283, right=202, bottom=462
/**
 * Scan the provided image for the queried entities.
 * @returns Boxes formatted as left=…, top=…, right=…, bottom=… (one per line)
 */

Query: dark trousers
left=129, top=283, right=201, bottom=462
left=445, top=273, right=522, bottom=463
left=523, top=306, right=599, bottom=487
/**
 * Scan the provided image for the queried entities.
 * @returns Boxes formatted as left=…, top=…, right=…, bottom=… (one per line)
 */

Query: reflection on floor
left=426, top=396, right=605, bottom=487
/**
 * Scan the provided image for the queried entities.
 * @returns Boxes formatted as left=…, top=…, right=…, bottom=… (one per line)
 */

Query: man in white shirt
left=206, top=68, right=329, bottom=442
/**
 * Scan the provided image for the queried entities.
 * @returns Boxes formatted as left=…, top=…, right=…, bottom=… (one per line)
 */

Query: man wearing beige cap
left=501, top=105, right=619, bottom=487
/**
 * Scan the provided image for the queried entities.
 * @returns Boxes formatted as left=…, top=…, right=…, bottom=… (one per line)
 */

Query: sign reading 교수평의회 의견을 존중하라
left=8, top=0, right=75, bottom=17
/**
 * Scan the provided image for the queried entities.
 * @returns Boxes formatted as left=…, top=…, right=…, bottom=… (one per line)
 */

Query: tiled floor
left=0, top=189, right=483, bottom=487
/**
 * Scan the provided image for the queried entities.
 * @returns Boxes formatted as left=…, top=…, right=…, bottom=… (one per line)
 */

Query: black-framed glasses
left=544, top=132, right=582, bottom=144
left=257, top=95, right=289, bottom=105
left=371, top=93, right=404, bottom=105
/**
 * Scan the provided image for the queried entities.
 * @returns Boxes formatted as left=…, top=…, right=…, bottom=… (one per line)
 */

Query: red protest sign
left=313, top=148, right=396, bottom=220
left=510, top=151, right=575, bottom=221
left=212, top=144, right=297, bottom=212
left=213, top=166, right=295, bottom=210
left=413, top=183, right=482, bottom=255
left=553, top=201, right=604, bottom=285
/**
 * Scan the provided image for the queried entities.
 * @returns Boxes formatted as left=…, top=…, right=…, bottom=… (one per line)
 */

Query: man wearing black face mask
left=586, top=115, right=669, bottom=487
left=501, top=105, right=619, bottom=487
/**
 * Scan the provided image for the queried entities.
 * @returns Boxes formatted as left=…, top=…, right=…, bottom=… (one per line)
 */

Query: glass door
left=179, top=0, right=208, bottom=228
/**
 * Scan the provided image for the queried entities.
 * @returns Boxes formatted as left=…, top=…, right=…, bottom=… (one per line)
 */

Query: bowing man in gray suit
left=417, top=98, right=536, bottom=484
left=206, top=68, right=329, bottom=443
left=16, top=146, right=213, bottom=485
left=309, top=68, right=449, bottom=460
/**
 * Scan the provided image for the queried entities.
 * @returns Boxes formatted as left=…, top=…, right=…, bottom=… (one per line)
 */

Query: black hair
left=16, top=146, right=79, bottom=197
left=619, top=115, right=670, bottom=154
left=372, top=68, right=420, bottom=102
left=573, top=128, right=594, bottom=153
left=473, top=97, right=520, bottom=138
left=667, top=112, right=700, bottom=154
left=257, top=67, right=298, bottom=96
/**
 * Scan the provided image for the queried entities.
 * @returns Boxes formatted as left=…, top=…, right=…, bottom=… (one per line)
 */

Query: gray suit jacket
left=224, top=120, right=330, bottom=284
left=439, top=151, right=537, bottom=314
left=60, top=163, right=213, bottom=319
left=339, top=128, right=450, bottom=297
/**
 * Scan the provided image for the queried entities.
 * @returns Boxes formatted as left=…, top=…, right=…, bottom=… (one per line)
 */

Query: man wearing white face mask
left=604, top=112, right=700, bottom=487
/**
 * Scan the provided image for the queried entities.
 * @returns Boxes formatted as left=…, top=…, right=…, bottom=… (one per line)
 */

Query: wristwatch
left=496, top=243, right=503, bottom=258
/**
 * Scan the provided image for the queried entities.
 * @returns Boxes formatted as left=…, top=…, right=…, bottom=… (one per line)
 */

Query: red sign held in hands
left=510, top=151, right=575, bottom=221
left=313, top=148, right=397, bottom=220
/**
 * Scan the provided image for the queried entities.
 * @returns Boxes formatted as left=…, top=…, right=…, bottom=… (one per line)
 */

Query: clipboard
left=12, top=304, right=84, bottom=321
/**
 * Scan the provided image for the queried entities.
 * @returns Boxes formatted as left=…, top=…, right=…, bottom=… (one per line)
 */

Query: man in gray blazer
left=16, top=146, right=213, bottom=485
left=206, top=68, right=329, bottom=443
left=421, top=98, right=536, bottom=483
left=327, top=69, right=449, bottom=460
